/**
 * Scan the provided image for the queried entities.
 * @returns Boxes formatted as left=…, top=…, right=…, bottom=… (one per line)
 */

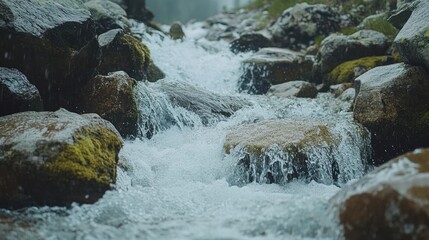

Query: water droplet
left=44, top=69, right=49, bottom=79
left=4, top=52, right=8, bottom=59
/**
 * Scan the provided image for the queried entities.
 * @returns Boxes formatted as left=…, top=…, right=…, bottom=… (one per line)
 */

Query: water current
left=0, top=22, right=372, bottom=240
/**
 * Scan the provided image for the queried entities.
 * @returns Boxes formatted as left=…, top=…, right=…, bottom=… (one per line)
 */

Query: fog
left=146, top=0, right=252, bottom=24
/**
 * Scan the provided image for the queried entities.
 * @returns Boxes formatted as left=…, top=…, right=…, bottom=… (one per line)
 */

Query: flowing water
left=0, top=23, right=372, bottom=240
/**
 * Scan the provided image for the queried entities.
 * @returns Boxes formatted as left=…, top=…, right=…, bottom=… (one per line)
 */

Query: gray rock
left=239, top=48, right=314, bottom=94
left=316, top=30, right=390, bottom=78
left=270, top=3, right=340, bottom=50
left=169, top=22, right=185, bottom=40
left=0, top=109, right=123, bottom=209
left=230, top=33, right=274, bottom=54
left=353, top=63, right=429, bottom=164
left=268, top=81, right=318, bottom=98
left=78, top=71, right=138, bottom=138
left=85, top=0, right=130, bottom=34
left=331, top=148, right=429, bottom=240
left=0, top=68, right=43, bottom=116
left=388, top=1, right=417, bottom=29
left=330, top=83, right=354, bottom=98
left=394, top=0, right=429, bottom=73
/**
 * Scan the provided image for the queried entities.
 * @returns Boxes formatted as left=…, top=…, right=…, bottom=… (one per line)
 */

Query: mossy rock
left=97, top=29, right=152, bottom=81
left=78, top=71, right=139, bottom=138
left=331, top=148, right=429, bottom=240
left=0, top=109, right=123, bottom=209
left=358, top=13, right=398, bottom=40
left=224, top=120, right=343, bottom=185
left=327, top=56, right=395, bottom=85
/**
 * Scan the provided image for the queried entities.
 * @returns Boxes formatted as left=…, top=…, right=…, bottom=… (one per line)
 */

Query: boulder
left=358, top=13, right=398, bottom=40
left=122, top=0, right=154, bottom=22
left=0, top=68, right=43, bottom=116
left=326, top=56, right=396, bottom=86
left=353, top=63, right=429, bottom=164
left=78, top=71, right=138, bottom=138
left=97, top=29, right=151, bottom=81
left=238, top=48, right=314, bottom=94
left=84, top=0, right=130, bottom=34
left=0, top=0, right=99, bottom=110
left=331, top=148, right=429, bottom=240
left=330, top=83, right=354, bottom=98
left=269, top=3, right=340, bottom=50
left=316, top=30, right=390, bottom=79
left=388, top=1, right=417, bottom=29
left=0, top=109, right=123, bottom=209
left=268, top=81, right=318, bottom=98
left=224, top=119, right=370, bottom=185
left=169, top=22, right=185, bottom=40
left=394, top=0, right=429, bottom=73
left=230, top=33, right=274, bottom=54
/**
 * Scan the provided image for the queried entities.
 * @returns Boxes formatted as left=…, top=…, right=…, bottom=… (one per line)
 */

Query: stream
left=0, top=22, right=372, bottom=240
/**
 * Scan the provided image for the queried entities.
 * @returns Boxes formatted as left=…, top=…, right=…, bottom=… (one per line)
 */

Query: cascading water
left=0, top=22, right=372, bottom=240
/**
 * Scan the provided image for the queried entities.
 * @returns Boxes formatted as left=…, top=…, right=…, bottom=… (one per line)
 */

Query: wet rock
left=146, top=61, right=166, bottom=82
left=330, top=83, right=354, bottom=98
left=388, top=1, right=416, bottom=29
left=84, top=0, right=130, bottom=34
left=224, top=119, right=370, bottom=185
left=138, top=79, right=247, bottom=138
left=0, top=109, right=123, bottom=209
left=239, top=48, right=314, bottom=94
left=326, top=56, right=395, bottom=86
left=97, top=29, right=151, bottom=81
left=230, top=33, right=274, bottom=54
left=269, top=3, right=340, bottom=50
left=0, top=68, right=43, bottom=117
left=353, top=63, right=429, bottom=164
left=316, top=30, right=390, bottom=79
left=169, top=22, right=185, bottom=40
left=394, top=0, right=429, bottom=73
left=268, top=81, right=318, bottom=99
left=78, top=71, right=138, bottom=138
left=0, top=0, right=98, bottom=110
left=331, top=148, right=429, bottom=240
left=122, top=0, right=154, bottom=22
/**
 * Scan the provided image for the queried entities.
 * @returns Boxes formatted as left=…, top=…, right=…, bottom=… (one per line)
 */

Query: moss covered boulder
left=224, top=119, right=370, bottom=185
left=394, top=0, right=429, bottom=73
left=78, top=71, right=138, bottom=138
left=353, top=63, right=429, bottom=164
left=327, top=55, right=395, bottom=85
left=0, top=67, right=43, bottom=117
left=97, top=29, right=163, bottom=82
left=239, top=48, right=314, bottom=94
left=316, top=30, right=390, bottom=80
left=331, top=148, right=429, bottom=240
left=0, top=109, right=123, bottom=209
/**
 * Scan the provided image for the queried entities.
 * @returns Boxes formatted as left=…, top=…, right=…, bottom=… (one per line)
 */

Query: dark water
left=146, top=0, right=251, bottom=24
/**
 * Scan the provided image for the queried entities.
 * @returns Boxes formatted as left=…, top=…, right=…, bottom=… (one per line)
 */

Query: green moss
left=43, top=127, right=122, bottom=186
left=425, top=28, right=429, bottom=38
left=339, top=26, right=358, bottom=36
left=121, top=34, right=151, bottom=71
left=360, top=16, right=398, bottom=40
left=327, top=56, right=394, bottom=85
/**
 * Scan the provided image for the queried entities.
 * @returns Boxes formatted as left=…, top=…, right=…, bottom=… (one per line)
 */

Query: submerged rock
left=0, top=109, right=123, bottom=209
left=394, top=0, right=429, bottom=73
left=137, top=79, right=247, bottom=138
left=169, top=22, right=185, bottom=40
left=224, top=119, right=370, bottom=185
left=84, top=0, right=130, bottom=34
left=316, top=30, right=390, bottom=79
left=78, top=71, right=138, bottom=138
left=230, top=33, right=274, bottom=54
left=331, top=148, right=429, bottom=240
left=97, top=29, right=152, bottom=81
left=0, top=68, right=43, bottom=117
left=239, top=48, right=314, bottom=94
left=354, top=63, right=429, bottom=164
left=270, top=3, right=340, bottom=50
left=268, top=81, right=318, bottom=99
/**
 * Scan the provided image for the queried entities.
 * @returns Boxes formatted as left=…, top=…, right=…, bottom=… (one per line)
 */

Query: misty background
left=146, top=0, right=252, bottom=24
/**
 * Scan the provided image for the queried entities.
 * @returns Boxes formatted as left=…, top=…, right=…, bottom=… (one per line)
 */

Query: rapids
left=0, top=22, right=372, bottom=240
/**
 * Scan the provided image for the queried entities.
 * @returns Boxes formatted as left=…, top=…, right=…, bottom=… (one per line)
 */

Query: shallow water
left=0, top=23, right=370, bottom=240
